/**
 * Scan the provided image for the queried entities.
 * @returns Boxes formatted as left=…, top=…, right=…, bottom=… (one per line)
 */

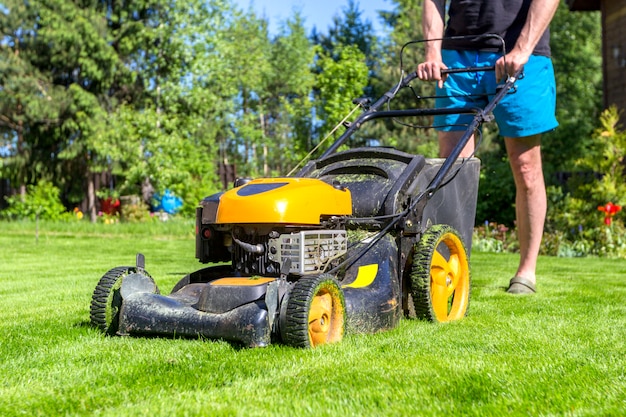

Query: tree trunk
left=16, top=105, right=26, bottom=200
left=260, top=111, right=268, bottom=176
left=87, top=171, right=97, bottom=223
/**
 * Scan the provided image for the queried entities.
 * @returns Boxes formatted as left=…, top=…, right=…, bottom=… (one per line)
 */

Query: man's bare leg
left=438, top=131, right=475, bottom=158
left=504, top=134, right=546, bottom=288
left=438, top=131, right=545, bottom=292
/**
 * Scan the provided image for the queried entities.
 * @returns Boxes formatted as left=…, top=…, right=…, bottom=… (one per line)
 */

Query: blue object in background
left=152, top=189, right=183, bottom=214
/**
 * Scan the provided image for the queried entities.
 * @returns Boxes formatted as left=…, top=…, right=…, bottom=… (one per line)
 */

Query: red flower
left=101, top=197, right=121, bottom=215
left=598, top=202, right=622, bottom=225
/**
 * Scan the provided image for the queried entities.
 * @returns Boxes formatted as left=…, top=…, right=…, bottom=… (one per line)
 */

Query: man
left=417, top=0, right=560, bottom=294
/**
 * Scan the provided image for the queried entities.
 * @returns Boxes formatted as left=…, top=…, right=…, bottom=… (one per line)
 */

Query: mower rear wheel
left=90, top=267, right=153, bottom=335
left=281, top=274, right=345, bottom=348
left=411, top=224, right=470, bottom=322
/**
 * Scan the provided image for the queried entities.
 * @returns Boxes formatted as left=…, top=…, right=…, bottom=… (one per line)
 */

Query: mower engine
left=195, top=177, right=352, bottom=277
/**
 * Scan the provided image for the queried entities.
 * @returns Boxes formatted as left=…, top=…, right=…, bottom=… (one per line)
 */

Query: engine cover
left=202, top=178, right=352, bottom=225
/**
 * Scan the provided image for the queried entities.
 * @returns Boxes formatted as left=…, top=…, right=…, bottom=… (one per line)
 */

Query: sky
left=233, top=0, right=392, bottom=35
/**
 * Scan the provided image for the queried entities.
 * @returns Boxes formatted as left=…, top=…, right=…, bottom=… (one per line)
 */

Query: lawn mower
left=90, top=39, right=520, bottom=348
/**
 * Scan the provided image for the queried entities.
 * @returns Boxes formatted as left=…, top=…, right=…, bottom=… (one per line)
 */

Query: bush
left=542, top=107, right=626, bottom=258
left=475, top=150, right=516, bottom=227
left=472, top=221, right=518, bottom=254
left=474, top=107, right=626, bottom=259
left=120, top=195, right=153, bottom=223
left=1, top=180, right=68, bottom=221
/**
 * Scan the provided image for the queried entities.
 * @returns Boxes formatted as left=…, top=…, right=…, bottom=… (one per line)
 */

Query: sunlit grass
left=0, top=221, right=625, bottom=416
left=1, top=217, right=195, bottom=239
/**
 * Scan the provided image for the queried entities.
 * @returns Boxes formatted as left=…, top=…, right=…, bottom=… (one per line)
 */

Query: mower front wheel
left=90, top=267, right=155, bottom=336
left=411, top=224, right=470, bottom=322
left=281, top=274, right=345, bottom=348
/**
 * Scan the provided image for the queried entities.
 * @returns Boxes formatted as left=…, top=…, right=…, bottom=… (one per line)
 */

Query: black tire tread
left=89, top=266, right=136, bottom=335
left=282, top=274, right=344, bottom=348
left=411, top=224, right=470, bottom=322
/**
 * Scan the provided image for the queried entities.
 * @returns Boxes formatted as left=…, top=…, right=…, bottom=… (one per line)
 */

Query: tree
left=263, top=15, right=317, bottom=175
left=100, top=0, right=239, bottom=214
left=309, top=1, right=386, bottom=155
left=312, top=0, right=377, bottom=69
left=372, top=0, right=439, bottom=156
left=314, top=44, right=369, bottom=150
left=1, top=0, right=239, bottom=219
left=0, top=0, right=603, bottom=225
left=0, top=0, right=134, bottom=220
left=544, top=5, right=602, bottom=178
left=0, top=1, right=76, bottom=196
left=217, top=9, right=272, bottom=178
left=217, top=10, right=319, bottom=178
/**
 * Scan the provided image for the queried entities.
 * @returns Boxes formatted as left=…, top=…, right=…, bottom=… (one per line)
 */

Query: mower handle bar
left=319, top=65, right=521, bottom=218
left=320, top=65, right=497, bottom=158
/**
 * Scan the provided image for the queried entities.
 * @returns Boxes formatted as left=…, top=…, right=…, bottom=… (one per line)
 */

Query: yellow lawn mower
left=90, top=39, right=519, bottom=348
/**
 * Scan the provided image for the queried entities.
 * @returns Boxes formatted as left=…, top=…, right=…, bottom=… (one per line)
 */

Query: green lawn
left=1, top=221, right=625, bottom=416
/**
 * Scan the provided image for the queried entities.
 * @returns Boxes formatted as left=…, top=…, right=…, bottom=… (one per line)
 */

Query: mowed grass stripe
left=0, top=221, right=624, bottom=416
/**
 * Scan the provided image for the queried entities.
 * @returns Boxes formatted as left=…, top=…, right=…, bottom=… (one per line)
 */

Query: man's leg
left=504, top=134, right=546, bottom=287
left=438, top=131, right=475, bottom=158
left=438, top=131, right=545, bottom=290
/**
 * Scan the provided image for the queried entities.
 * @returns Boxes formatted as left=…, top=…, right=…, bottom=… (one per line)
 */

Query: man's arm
left=417, top=0, right=447, bottom=86
left=497, top=0, right=560, bottom=81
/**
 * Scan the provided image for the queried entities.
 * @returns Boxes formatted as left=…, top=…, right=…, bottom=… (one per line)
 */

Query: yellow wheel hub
left=429, top=232, right=469, bottom=322
left=411, top=224, right=470, bottom=323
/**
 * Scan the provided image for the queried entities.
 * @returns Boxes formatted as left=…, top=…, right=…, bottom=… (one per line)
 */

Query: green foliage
left=120, top=199, right=152, bottom=223
left=472, top=221, right=518, bottom=254
left=266, top=16, right=317, bottom=174
left=0, top=1, right=73, bottom=189
left=372, top=0, right=442, bottom=155
left=312, top=0, right=378, bottom=72
left=475, top=141, right=516, bottom=226
left=104, top=101, right=221, bottom=215
left=542, top=107, right=626, bottom=258
left=2, top=180, right=67, bottom=220
left=315, top=44, right=369, bottom=136
left=1, top=0, right=234, bottom=218
left=220, top=10, right=272, bottom=177
left=216, top=11, right=318, bottom=177
left=475, top=107, right=626, bottom=259
left=543, top=4, right=603, bottom=178
left=0, top=0, right=609, bottom=230
left=573, top=106, right=626, bottom=203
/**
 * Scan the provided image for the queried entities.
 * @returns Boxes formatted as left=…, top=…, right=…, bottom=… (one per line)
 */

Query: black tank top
left=442, top=0, right=551, bottom=56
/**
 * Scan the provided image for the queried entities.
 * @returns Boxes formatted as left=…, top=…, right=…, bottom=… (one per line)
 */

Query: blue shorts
left=434, top=49, right=558, bottom=138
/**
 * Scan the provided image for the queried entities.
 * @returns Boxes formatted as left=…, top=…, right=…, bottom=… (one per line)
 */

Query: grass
left=1, top=221, right=625, bottom=416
